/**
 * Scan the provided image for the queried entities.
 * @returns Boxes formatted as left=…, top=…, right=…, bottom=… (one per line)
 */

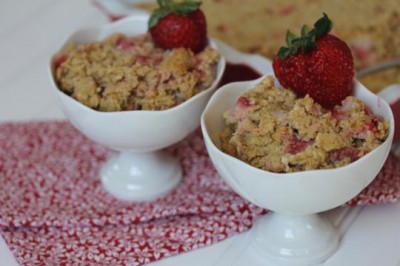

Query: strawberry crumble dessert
left=54, top=0, right=220, bottom=112
left=220, top=76, right=389, bottom=173
left=220, top=14, right=389, bottom=173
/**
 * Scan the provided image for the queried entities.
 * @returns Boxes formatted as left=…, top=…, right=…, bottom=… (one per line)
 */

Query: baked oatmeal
left=220, top=76, right=389, bottom=173
left=53, top=33, right=220, bottom=112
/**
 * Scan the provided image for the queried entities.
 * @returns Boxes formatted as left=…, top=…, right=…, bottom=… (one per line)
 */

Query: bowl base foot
left=100, top=150, right=182, bottom=201
left=251, top=212, right=339, bottom=266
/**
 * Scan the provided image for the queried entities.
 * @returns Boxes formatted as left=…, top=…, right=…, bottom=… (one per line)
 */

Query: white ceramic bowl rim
left=202, top=74, right=395, bottom=178
left=49, top=14, right=225, bottom=117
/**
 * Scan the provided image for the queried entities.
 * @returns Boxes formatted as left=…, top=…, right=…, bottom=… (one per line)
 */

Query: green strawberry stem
left=278, top=13, right=333, bottom=60
left=148, top=0, right=202, bottom=29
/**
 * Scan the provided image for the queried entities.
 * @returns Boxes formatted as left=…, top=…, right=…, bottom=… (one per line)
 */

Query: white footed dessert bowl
left=49, top=15, right=225, bottom=201
left=201, top=74, right=394, bottom=265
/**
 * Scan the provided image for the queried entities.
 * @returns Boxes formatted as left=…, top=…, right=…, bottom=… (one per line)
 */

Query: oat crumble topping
left=220, top=76, right=389, bottom=173
left=54, top=33, right=220, bottom=112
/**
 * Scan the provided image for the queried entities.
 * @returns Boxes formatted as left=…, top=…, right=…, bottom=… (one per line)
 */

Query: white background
left=1, top=1, right=400, bottom=265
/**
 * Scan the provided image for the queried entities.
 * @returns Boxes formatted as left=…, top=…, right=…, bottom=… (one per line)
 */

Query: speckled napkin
left=0, top=100, right=399, bottom=265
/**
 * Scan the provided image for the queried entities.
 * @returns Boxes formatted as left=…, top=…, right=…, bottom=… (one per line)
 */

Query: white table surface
left=1, top=1, right=400, bottom=265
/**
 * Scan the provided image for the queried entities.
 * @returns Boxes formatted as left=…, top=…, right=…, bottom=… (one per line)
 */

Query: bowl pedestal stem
left=251, top=212, right=339, bottom=265
left=100, top=150, right=182, bottom=201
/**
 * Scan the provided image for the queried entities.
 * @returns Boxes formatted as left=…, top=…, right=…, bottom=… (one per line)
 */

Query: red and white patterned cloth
left=0, top=119, right=399, bottom=265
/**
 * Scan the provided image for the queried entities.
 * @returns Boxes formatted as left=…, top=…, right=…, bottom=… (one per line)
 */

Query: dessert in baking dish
left=137, top=0, right=400, bottom=92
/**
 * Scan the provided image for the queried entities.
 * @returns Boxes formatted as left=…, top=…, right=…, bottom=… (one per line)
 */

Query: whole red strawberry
left=272, top=14, right=354, bottom=109
left=148, top=0, right=207, bottom=53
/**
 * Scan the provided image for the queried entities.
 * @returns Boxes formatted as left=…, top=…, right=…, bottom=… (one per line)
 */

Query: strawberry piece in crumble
left=53, top=54, right=68, bottom=71
left=236, top=96, right=251, bottom=108
left=329, top=147, right=360, bottom=164
left=285, top=138, right=312, bottom=155
left=115, top=35, right=135, bottom=51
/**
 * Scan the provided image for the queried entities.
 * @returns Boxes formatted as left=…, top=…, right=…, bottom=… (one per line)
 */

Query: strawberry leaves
left=313, top=13, right=333, bottom=39
left=277, top=13, right=333, bottom=59
left=148, top=0, right=201, bottom=29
